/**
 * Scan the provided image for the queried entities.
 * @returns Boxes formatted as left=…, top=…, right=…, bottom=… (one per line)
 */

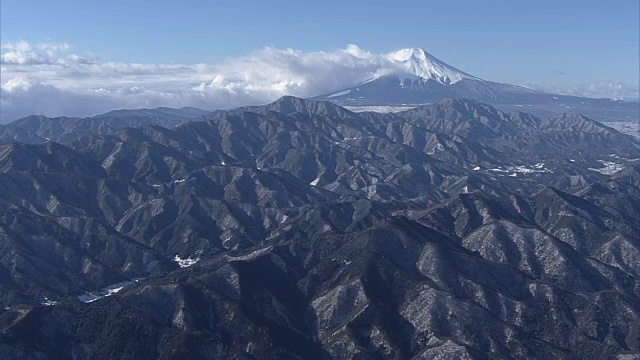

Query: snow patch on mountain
left=173, top=255, right=200, bottom=268
left=78, top=279, right=142, bottom=303
left=386, top=48, right=480, bottom=85
left=328, top=89, right=351, bottom=98
left=225, top=246, right=274, bottom=262
left=344, top=105, right=417, bottom=113
left=589, top=160, right=624, bottom=175
left=488, top=163, right=552, bottom=175
left=41, top=298, right=58, bottom=306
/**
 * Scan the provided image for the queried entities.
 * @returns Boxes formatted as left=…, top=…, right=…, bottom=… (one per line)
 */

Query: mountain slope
left=313, top=48, right=639, bottom=123
left=386, top=48, right=480, bottom=85
left=0, top=97, right=639, bottom=358
left=0, top=107, right=210, bottom=145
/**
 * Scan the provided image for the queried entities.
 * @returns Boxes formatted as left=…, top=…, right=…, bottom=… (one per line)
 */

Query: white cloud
left=1, top=41, right=638, bottom=123
left=36, top=42, right=71, bottom=54
left=0, top=41, right=32, bottom=52
left=0, top=41, right=90, bottom=65
left=194, top=45, right=396, bottom=99
left=0, top=42, right=403, bottom=122
left=525, top=81, right=640, bottom=102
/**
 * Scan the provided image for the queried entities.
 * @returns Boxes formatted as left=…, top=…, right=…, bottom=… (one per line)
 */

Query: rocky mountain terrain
left=312, top=48, right=640, bottom=123
left=0, top=96, right=639, bottom=359
left=0, top=107, right=209, bottom=145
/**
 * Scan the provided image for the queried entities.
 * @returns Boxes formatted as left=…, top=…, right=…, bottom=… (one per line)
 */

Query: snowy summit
left=386, top=48, right=480, bottom=85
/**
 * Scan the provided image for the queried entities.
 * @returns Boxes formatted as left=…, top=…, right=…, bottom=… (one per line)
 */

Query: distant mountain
left=0, top=106, right=210, bottom=144
left=313, top=48, right=640, bottom=123
left=387, top=48, right=480, bottom=85
left=1, top=97, right=640, bottom=358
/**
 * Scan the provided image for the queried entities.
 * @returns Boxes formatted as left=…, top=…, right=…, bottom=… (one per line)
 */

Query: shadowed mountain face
left=1, top=97, right=640, bottom=359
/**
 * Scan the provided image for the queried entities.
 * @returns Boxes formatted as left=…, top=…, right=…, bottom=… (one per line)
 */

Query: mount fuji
left=386, top=48, right=480, bottom=85
left=313, top=48, right=639, bottom=123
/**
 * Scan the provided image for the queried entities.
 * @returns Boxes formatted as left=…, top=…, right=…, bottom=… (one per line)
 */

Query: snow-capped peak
left=386, top=48, right=480, bottom=85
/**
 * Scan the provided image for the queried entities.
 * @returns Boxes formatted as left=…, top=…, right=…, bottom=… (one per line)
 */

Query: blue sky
left=2, top=0, right=638, bottom=84
left=0, top=0, right=638, bottom=121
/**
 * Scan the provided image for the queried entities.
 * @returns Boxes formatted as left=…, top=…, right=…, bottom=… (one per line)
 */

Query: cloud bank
left=524, top=81, right=640, bottom=102
left=1, top=41, right=638, bottom=123
left=1, top=42, right=400, bottom=122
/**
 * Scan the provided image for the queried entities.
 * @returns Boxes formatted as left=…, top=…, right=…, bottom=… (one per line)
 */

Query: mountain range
left=0, top=96, right=639, bottom=358
left=313, top=48, right=640, bottom=123
left=0, top=107, right=210, bottom=144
